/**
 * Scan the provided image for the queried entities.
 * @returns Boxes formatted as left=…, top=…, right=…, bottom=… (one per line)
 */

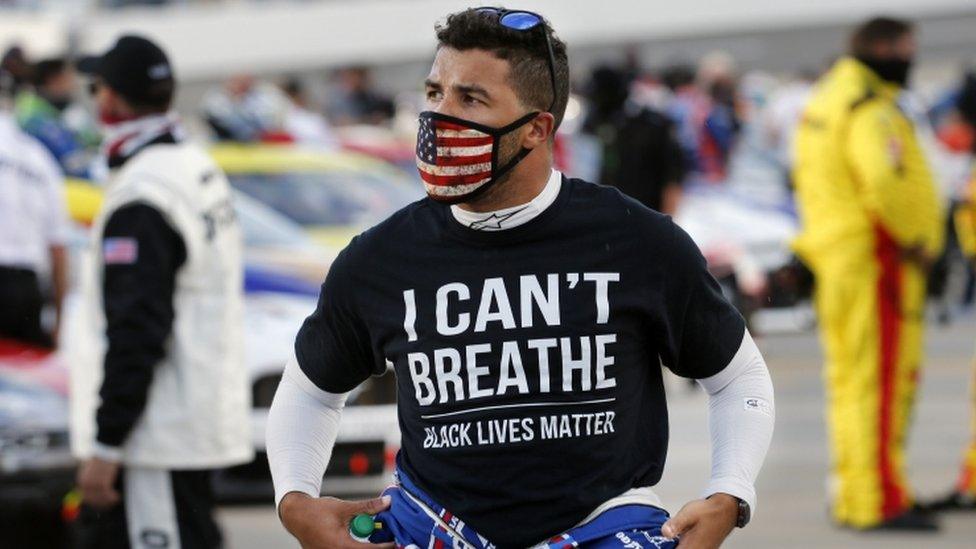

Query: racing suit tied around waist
left=367, top=466, right=675, bottom=548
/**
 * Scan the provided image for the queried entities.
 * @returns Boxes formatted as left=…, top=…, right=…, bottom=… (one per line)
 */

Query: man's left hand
left=77, top=457, right=121, bottom=509
left=661, top=493, right=739, bottom=549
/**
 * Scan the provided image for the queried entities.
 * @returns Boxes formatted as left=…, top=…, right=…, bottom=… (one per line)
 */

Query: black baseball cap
left=78, top=35, right=175, bottom=106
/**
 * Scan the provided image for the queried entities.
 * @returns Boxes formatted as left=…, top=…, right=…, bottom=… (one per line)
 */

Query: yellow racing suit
left=953, top=167, right=976, bottom=497
left=792, top=57, right=944, bottom=528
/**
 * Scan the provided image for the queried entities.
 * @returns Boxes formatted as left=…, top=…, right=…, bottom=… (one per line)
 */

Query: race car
left=674, top=159, right=810, bottom=332
left=336, top=123, right=419, bottom=177
left=0, top=341, right=75, bottom=549
left=209, top=143, right=424, bottom=250
left=675, top=181, right=799, bottom=307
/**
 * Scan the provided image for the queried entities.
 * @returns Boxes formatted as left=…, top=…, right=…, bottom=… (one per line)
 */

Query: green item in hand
left=349, top=513, right=377, bottom=540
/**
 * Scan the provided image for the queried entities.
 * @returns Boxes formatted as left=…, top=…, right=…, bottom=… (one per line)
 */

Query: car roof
left=209, top=143, right=403, bottom=176
left=64, top=144, right=416, bottom=225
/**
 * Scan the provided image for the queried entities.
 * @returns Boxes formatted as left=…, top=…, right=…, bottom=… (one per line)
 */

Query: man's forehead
left=427, top=47, right=511, bottom=88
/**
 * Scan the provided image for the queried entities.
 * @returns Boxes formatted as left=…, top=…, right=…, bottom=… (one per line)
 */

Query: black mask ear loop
left=489, top=110, right=542, bottom=184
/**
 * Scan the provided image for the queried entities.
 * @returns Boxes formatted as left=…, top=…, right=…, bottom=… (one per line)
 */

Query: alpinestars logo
left=468, top=207, right=528, bottom=231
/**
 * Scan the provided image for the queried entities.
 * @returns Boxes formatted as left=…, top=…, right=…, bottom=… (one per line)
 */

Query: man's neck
left=456, top=156, right=552, bottom=213
left=450, top=169, right=560, bottom=231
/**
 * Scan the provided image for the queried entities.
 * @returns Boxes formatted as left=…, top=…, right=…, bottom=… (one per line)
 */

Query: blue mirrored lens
left=500, top=12, right=542, bottom=30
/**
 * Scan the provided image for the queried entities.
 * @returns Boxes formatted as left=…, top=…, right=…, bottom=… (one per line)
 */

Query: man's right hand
left=279, top=492, right=394, bottom=549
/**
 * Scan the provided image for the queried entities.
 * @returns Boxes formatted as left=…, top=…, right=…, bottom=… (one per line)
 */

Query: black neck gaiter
left=856, top=55, right=912, bottom=87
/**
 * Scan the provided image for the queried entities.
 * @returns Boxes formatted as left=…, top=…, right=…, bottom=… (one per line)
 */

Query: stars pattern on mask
left=417, top=116, right=438, bottom=164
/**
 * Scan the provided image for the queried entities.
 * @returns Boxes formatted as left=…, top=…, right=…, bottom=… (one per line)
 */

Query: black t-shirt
left=295, top=176, right=744, bottom=547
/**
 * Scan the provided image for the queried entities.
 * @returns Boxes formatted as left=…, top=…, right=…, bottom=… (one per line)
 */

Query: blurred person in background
left=931, top=83, right=975, bottom=154
left=327, top=66, right=396, bottom=126
left=280, top=76, right=339, bottom=148
left=68, top=35, right=252, bottom=549
left=268, top=7, right=773, bottom=549
left=762, top=68, right=818, bottom=188
left=628, top=68, right=675, bottom=114
left=662, top=57, right=741, bottom=183
left=662, top=63, right=708, bottom=178
left=1, top=45, right=32, bottom=95
left=583, top=64, right=686, bottom=214
left=0, top=68, right=69, bottom=349
left=202, top=73, right=290, bottom=142
left=15, top=57, right=100, bottom=178
left=929, top=71, right=976, bottom=512
left=793, top=16, right=944, bottom=531
left=698, top=51, right=742, bottom=181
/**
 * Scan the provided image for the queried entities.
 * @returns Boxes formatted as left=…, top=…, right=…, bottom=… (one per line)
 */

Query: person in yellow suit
left=793, top=17, right=944, bottom=531
left=929, top=72, right=976, bottom=512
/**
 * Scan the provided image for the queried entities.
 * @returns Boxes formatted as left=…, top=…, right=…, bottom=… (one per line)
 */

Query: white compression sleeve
left=696, top=329, right=775, bottom=513
left=266, top=356, right=349, bottom=509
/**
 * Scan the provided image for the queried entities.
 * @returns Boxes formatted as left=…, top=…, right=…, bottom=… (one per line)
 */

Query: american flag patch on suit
left=103, top=237, right=139, bottom=265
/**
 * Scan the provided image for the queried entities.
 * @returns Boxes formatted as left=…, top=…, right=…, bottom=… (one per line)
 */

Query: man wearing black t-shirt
left=268, top=8, right=774, bottom=549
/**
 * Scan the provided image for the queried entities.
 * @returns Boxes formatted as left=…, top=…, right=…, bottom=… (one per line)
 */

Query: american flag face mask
left=416, top=110, right=539, bottom=203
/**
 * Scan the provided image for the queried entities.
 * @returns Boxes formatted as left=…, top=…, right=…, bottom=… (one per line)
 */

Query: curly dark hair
left=32, top=57, right=69, bottom=88
left=849, top=16, right=914, bottom=58
left=435, top=7, right=570, bottom=131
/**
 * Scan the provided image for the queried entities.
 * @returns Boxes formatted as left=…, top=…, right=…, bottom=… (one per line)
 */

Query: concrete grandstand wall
left=4, top=0, right=975, bottom=80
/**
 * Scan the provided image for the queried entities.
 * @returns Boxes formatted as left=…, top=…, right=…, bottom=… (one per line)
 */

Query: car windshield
left=233, top=191, right=318, bottom=249
left=229, top=170, right=422, bottom=228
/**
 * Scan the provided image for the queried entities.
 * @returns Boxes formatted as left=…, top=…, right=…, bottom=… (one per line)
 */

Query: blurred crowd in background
left=3, top=33, right=976, bottom=284
left=3, top=5, right=976, bottom=547
left=3, top=34, right=974, bottom=202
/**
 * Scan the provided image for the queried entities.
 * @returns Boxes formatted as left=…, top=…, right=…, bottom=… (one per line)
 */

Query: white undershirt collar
left=450, top=169, right=562, bottom=231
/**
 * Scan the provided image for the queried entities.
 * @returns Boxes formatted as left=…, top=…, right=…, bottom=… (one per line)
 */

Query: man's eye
left=463, top=95, right=481, bottom=105
left=427, top=90, right=442, bottom=101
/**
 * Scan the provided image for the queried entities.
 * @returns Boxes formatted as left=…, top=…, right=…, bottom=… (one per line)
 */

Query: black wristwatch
left=709, top=493, right=751, bottom=528
left=734, top=497, right=751, bottom=528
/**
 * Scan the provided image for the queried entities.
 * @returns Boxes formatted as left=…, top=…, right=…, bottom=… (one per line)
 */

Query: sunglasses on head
left=474, top=7, right=558, bottom=113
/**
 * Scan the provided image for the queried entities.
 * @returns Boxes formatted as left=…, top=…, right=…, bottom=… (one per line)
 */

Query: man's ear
left=523, top=112, right=556, bottom=148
